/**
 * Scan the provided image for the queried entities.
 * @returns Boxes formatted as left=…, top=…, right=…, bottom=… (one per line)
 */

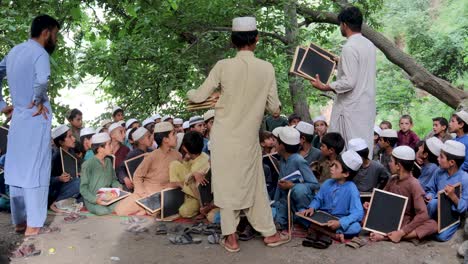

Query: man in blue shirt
left=0, top=15, right=60, bottom=236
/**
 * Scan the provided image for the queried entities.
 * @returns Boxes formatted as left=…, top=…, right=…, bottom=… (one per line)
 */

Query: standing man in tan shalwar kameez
left=187, top=17, right=289, bottom=252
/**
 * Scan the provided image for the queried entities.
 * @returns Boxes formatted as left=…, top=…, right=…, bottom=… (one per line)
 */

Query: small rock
left=110, top=256, right=120, bottom=261
left=458, top=240, right=468, bottom=257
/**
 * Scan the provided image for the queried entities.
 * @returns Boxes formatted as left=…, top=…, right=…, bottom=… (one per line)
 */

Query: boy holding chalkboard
left=377, top=129, right=398, bottom=174
left=425, top=140, right=468, bottom=241
left=299, top=150, right=364, bottom=244
left=169, top=131, right=210, bottom=218
left=348, top=138, right=389, bottom=192
left=415, top=137, right=443, bottom=193
left=368, top=146, right=437, bottom=243
left=80, top=133, right=122, bottom=215
left=115, top=122, right=181, bottom=216
left=311, top=132, right=345, bottom=183
left=272, top=126, right=319, bottom=231
left=49, top=125, right=81, bottom=209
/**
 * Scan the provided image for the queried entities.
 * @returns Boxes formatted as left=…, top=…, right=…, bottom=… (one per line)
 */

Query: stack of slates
left=186, top=98, right=216, bottom=111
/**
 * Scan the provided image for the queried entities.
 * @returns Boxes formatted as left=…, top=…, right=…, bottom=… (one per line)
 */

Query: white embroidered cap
left=232, top=17, right=256, bottom=32
left=454, top=110, right=468, bottom=124
left=295, top=121, right=314, bottom=135
left=52, top=125, right=69, bottom=139
left=278, top=126, right=300, bottom=145
left=272, top=126, right=284, bottom=138
left=162, top=115, right=172, bottom=122
left=154, top=122, right=174, bottom=133
left=91, top=132, right=111, bottom=144
left=312, top=115, right=327, bottom=125
left=108, top=122, right=123, bottom=134
left=425, top=137, right=443, bottom=157
left=151, top=114, right=161, bottom=121
left=392, top=146, right=416, bottom=161
left=342, top=150, right=363, bottom=171
left=189, top=116, right=204, bottom=126
left=142, top=118, right=155, bottom=127
left=112, top=106, right=122, bottom=115
left=442, top=140, right=466, bottom=157
left=182, top=121, right=190, bottom=129
left=348, top=138, right=368, bottom=152
left=374, top=125, right=382, bottom=136
left=173, top=118, right=183, bottom=125
left=133, top=127, right=148, bottom=141
left=203, top=109, right=215, bottom=122
left=80, top=127, right=95, bottom=138
left=380, top=129, right=398, bottom=138
left=125, top=118, right=139, bottom=129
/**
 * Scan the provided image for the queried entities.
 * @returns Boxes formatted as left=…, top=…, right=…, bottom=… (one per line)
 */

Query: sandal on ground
left=64, top=213, right=87, bottom=224
left=302, top=239, right=330, bottom=249
left=169, top=232, right=202, bottom=245
left=11, top=244, right=41, bottom=258
left=155, top=224, right=168, bottom=235
left=189, top=223, right=205, bottom=234
left=345, top=237, right=367, bottom=249
left=207, top=232, right=220, bottom=244
left=265, top=232, right=290, bottom=247
left=238, top=225, right=256, bottom=241
left=219, top=237, right=240, bottom=253
left=25, top=226, right=60, bottom=237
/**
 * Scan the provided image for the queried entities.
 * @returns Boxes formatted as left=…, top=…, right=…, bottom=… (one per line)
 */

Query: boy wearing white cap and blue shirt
left=295, top=121, right=321, bottom=165
left=449, top=110, right=468, bottom=172
left=425, top=140, right=468, bottom=241
left=299, top=150, right=364, bottom=246
left=187, top=16, right=288, bottom=251
left=80, top=127, right=96, bottom=161
left=369, top=146, right=437, bottom=243
left=273, top=126, right=319, bottom=231
left=348, top=138, right=389, bottom=192
left=415, top=137, right=443, bottom=193
left=80, top=133, right=122, bottom=215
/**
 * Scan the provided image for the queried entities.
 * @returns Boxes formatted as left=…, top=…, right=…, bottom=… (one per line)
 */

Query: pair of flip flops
left=11, top=243, right=41, bottom=258
left=302, top=232, right=332, bottom=249
left=126, top=224, right=148, bottom=234
left=64, top=213, right=87, bottom=224
left=169, top=232, right=202, bottom=245
left=345, top=237, right=367, bottom=249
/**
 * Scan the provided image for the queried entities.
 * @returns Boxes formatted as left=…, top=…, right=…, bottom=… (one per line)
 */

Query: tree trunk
left=284, top=0, right=312, bottom=122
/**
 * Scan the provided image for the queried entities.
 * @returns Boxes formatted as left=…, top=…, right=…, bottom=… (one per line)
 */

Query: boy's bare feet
left=369, top=232, right=388, bottom=242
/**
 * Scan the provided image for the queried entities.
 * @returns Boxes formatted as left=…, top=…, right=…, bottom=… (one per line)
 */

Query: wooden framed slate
left=363, top=188, right=408, bottom=235
left=295, top=210, right=339, bottom=226
left=160, top=187, right=185, bottom=219
left=289, top=46, right=312, bottom=80
left=197, top=169, right=213, bottom=207
left=309, top=42, right=337, bottom=62
left=298, top=47, right=336, bottom=84
left=136, top=192, right=162, bottom=214
left=124, top=153, right=148, bottom=181
left=0, top=126, right=8, bottom=155
left=438, top=183, right=462, bottom=233
left=60, top=148, right=78, bottom=179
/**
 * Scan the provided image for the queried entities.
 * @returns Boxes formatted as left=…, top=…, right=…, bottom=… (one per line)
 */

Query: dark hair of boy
left=67, top=108, right=82, bottom=121
left=380, top=120, right=392, bottom=129
left=337, top=6, right=363, bottom=32
left=288, top=114, right=301, bottom=124
left=441, top=150, right=465, bottom=168
left=53, top=131, right=68, bottom=148
left=231, top=30, right=258, bottom=49
left=400, top=114, right=414, bottom=124
left=91, top=142, right=106, bottom=154
left=182, top=131, right=204, bottom=155
left=392, top=156, right=414, bottom=172
left=416, top=140, right=439, bottom=165
left=432, top=117, right=448, bottom=130
left=31, top=15, right=61, bottom=38
left=382, top=137, right=398, bottom=147
left=278, top=138, right=300, bottom=154
left=300, top=132, right=314, bottom=144
left=154, top=131, right=171, bottom=147
left=337, top=155, right=358, bottom=180
left=259, top=130, right=274, bottom=143
left=355, top=148, right=370, bottom=161
left=113, top=109, right=124, bottom=118
left=452, top=114, right=468, bottom=133
left=321, top=132, right=345, bottom=154
left=80, top=134, right=93, bottom=145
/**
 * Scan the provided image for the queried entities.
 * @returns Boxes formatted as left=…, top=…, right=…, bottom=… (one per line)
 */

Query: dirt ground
left=0, top=211, right=464, bottom=264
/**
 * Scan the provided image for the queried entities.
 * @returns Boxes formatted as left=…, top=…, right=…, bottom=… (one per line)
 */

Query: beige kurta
left=187, top=50, right=280, bottom=210
left=329, top=33, right=377, bottom=156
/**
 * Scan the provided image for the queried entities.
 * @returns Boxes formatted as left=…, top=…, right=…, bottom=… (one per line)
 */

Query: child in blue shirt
left=299, top=150, right=364, bottom=245
left=415, top=137, right=443, bottom=193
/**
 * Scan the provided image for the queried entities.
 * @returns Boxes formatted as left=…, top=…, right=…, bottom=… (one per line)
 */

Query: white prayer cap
left=52, top=124, right=69, bottom=139
left=173, top=118, right=183, bottom=125
left=154, top=122, right=173, bottom=133
left=348, top=138, right=368, bottom=152
left=232, top=17, right=256, bottom=32
left=80, top=127, right=95, bottom=138
left=203, top=110, right=215, bottom=121
left=182, top=121, right=190, bottom=129
left=392, top=146, right=415, bottom=161
left=278, top=126, right=300, bottom=145
left=175, top=132, right=184, bottom=151
left=312, top=115, right=327, bottom=125
left=374, top=125, right=382, bottom=136
left=454, top=110, right=468, bottom=124
left=341, top=150, right=363, bottom=171
left=125, top=118, right=139, bottom=129
left=189, top=116, right=204, bottom=126
left=151, top=114, right=161, bottom=121
left=100, top=119, right=112, bottom=127
left=133, top=127, right=149, bottom=141
left=112, top=106, right=123, bottom=115
left=91, top=132, right=111, bottom=144
left=380, top=129, right=398, bottom=138
left=117, top=120, right=125, bottom=127
left=425, top=137, right=443, bottom=157
left=272, top=126, right=284, bottom=137
left=96, top=126, right=105, bottom=133
left=142, top=118, right=155, bottom=127
left=295, top=121, right=314, bottom=135
left=108, top=122, right=123, bottom=134
left=442, top=140, right=466, bottom=157
left=162, top=115, right=172, bottom=122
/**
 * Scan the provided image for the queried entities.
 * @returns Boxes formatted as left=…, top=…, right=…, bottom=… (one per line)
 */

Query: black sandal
left=169, top=232, right=202, bottom=245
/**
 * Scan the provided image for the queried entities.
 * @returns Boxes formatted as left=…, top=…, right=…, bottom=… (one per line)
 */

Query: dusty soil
left=0, top=212, right=464, bottom=264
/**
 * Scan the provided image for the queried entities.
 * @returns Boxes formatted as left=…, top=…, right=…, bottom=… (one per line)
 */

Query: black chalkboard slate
left=296, top=211, right=339, bottom=226
left=289, top=47, right=311, bottom=80
left=438, top=183, right=461, bottom=233
left=0, top=126, right=8, bottom=155
left=198, top=170, right=213, bottom=207
left=60, top=148, right=78, bottom=179
left=161, top=187, right=185, bottom=219
left=136, top=192, right=162, bottom=214
left=298, top=48, right=336, bottom=84
left=363, top=188, right=408, bottom=235
left=309, top=42, right=337, bottom=62
left=124, top=153, right=148, bottom=181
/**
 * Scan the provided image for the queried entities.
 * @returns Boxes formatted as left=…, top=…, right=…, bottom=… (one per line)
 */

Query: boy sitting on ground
left=311, top=132, right=345, bottom=183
